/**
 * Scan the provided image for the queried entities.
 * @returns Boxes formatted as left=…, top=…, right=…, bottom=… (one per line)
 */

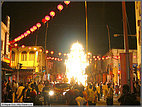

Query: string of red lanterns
left=9, top=1, right=71, bottom=45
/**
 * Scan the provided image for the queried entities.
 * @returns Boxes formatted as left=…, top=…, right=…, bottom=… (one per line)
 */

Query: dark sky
left=2, top=1, right=136, bottom=56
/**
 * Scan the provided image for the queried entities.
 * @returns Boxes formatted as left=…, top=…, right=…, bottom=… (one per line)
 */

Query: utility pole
left=122, top=1, right=131, bottom=90
left=107, top=24, right=113, bottom=82
left=45, top=22, right=48, bottom=80
left=85, top=1, right=88, bottom=53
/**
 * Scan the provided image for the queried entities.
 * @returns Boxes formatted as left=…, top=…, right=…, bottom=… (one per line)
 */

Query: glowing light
left=46, top=50, right=49, bottom=53
left=57, top=4, right=63, bottom=11
left=22, top=45, right=25, bottom=48
left=14, top=43, right=18, bottom=47
left=65, top=42, right=89, bottom=86
left=51, top=51, right=54, bottom=54
left=21, top=34, right=24, bottom=38
left=50, top=11, right=55, bottom=17
left=45, top=15, right=50, bottom=21
left=49, top=90, right=54, bottom=96
left=39, top=49, right=42, bottom=52
left=14, top=38, right=18, bottom=42
left=64, top=53, right=67, bottom=56
left=29, top=47, right=31, bottom=49
left=26, top=30, right=30, bottom=34
left=33, top=26, right=37, bottom=30
left=34, top=48, right=37, bottom=50
left=36, top=23, right=41, bottom=28
left=58, top=52, right=62, bottom=56
left=30, top=28, right=34, bottom=32
left=24, top=32, right=28, bottom=37
left=64, top=1, right=70, bottom=5
left=93, top=56, right=96, bottom=58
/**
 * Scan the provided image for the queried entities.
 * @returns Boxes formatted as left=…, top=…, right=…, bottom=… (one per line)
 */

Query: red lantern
left=58, top=52, right=62, bottom=56
left=36, top=23, right=41, bottom=28
left=21, top=34, right=24, bottom=38
left=26, top=30, right=30, bottom=35
left=24, top=32, right=28, bottom=37
left=22, top=45, right=25, bottom=48
left=14, top=43, right=18, bottom=47
left=57, top=4, right=63, bottom=11
left=46, top=50, right=49, bottom=53
left=64, top=1, right=70, bottom=5
left=51, top=51, right=54, bottom=54
left=50, top=11, right=55, bottom=17
left=45, top=15, right=50, bottom=22
left=14, top=38, right=18, bottom=42
left=33, top=26, right=37, bottom=30
left=30, top=28, right=34, bottom=32
left=42, top=18, right=46, bottom=23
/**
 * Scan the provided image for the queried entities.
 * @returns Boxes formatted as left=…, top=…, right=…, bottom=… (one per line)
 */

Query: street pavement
left=96, top=95, right=120, bottom=106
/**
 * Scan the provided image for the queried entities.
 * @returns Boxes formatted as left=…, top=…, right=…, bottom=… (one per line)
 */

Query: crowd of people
left=1, top=79, right=141, bottom=106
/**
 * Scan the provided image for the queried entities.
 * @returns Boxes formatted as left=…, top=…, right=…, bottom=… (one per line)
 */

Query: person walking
left=38, top=82, right=43, bottom=95
left=96, top=83, right=100, bottom=101
left=30, top=84, right=37, bottom=105
left=106, top=84, right=113, bottom=105
left=16, top=83, right=25, bottom=103
left=87, top=84, right=96, bottom=105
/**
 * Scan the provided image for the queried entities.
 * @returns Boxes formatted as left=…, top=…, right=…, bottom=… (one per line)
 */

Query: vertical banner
left=120, top=53, right=133, bottom=93
left=120, top=53, right=128, bottom=93
left=129, top=52, right=133, bottom=93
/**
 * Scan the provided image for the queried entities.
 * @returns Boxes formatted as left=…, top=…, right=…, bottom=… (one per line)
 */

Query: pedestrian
left=96, top=83, right=100, bottom=101
left=118, top=84, right=140, bottom=105
left=115, top=84, right=119, bottom=96
left=38, top=82, right=44, bottom=95
left=106, top=84, right=113, bottom=105
left=42, top=81, right=50, bottom=105
left=34, top=82, right=39, bottom=95
left=16, top=83, right=25, bottom=103
left=6, top=80, right=12, bottom=102
left=86, top=84, right=96, bottom=105
left=30, top=84, right=37, bottom=105
left=2, top=80, right=7, bottom=102
left=100, top=82, right=103, bottom=98
left=102, top=82, right=107, bottom=100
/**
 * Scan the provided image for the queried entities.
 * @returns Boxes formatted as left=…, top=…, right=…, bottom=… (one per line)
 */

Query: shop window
left=12, top=51, right=15, bottom=61
left=21, top=51, right=27, bottom=61
left=29, top=51, right=35, bottom=61
left=1, top=40, right=3, bottom=50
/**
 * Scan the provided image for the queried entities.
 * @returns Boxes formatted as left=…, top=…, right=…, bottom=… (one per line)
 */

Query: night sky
left=2, top=1, right=137, bottom=56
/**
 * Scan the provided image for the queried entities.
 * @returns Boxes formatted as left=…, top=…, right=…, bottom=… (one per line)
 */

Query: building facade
left=135, top=1, right=141, bottom=71
left=1, top=16, right=12, bottom=81
left=103, top=49, right=138, bottom=85
left=11, top=46, right=45, bottom=82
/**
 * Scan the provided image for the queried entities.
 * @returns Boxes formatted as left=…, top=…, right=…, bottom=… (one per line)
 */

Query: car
left=47, top=82, right=71, bottom=104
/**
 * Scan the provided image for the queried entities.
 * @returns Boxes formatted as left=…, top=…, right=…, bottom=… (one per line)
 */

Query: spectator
left=118, top=84, right=140, bottom=105
left=38, top=82, right=43, bottom=94
left=106, top=84, right=113, bottom=105
left=96, top=83, right=100, bottom=101
left=42, top=81, right=50, bottom=105
left=16, top=83, right=25, bottom=102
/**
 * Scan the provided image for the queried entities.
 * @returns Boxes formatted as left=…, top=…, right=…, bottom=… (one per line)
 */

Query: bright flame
left=65, top=42, right=89, bottom=86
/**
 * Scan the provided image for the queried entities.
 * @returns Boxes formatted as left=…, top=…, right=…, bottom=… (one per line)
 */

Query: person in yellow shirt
left=38, top=82, right=43, bottom=94
left=96, top=83, right=100, bottom=101
left=102, top=82, right=108, bottom=100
